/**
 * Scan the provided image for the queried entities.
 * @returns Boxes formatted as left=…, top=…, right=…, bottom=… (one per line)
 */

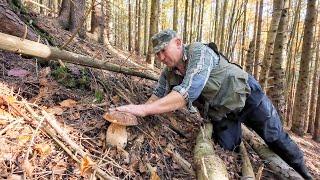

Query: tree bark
left=245, top=40, right=254, bottom=74
left=0, top=32, right=158, bottom=81
left=146, top=0, right=159, bottom=66
left=253, top=0, right=264, bottom=80
left=193, top=123, right=229, bottom=180
left=242, top=125, right=304, bottom=180
left=58, top=0, right=71, bottom=29
left=143, top=0, right=148, bottom=55
left=239, top=142, right=255, bottom=180
left=214, top=0, right=219, bottom=44
left=128, top=0, right=132, bottom=51
left=259, top=0, right=283, bottom=91
left=292, top=0, right=317, bottom=136
left=173, top=0, right=178, bottom=32
left=218, top=0, right=228, bottom=52
left=0, top=2, right=37, bottom=41
left=240, top=0, right=248, bottom=67
left=91, top=0, right=104, bottom=43
left=313, top=77, right=320, bottom=142
left=135, top=0, right=141, bottom=54
left=268, top=0, right=289, bottom=122
left=183, top=0, right=188, bottom=43
left=188, top=0, right=195, bottom=43
left=308, top=15, right=320, bottom=134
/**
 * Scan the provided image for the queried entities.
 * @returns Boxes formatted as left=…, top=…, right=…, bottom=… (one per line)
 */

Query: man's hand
left=112, top=104, right=148, bottom=117
left=112, top=91, right=186, bottom=117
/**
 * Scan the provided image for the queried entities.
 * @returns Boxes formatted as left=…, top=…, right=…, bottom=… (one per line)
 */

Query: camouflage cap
left=151, top=29, right=177, bottom=53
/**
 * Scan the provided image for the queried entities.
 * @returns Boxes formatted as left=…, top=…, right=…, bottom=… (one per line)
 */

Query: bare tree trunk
left=245, top=40, right=254, bottom=74
left=58, top=0, right=71, bottom=29
left=69, top=0, right=86, bottom=38
left=0, top=2, right=37, bottom=41
left=219, top=0, right=227, bottom=52
left=135, top=0, right=141, bottom=54
left=308, top=15, right=320, bottom=134
left=146, top=0, right=159, bottom=66
left=173, top=0, right=178, bottom=31
left=91, top=0, right=104, bottom=43
left=286, top=32, right=304, bottom=129
left=128, top=0, right=132, bottom=51
left=188, top=0, right=195, bottom=43
left=240, top=0, right=248, bottom=67
left=183, top=0, right=188, bottom=43
left=253, top=0, right=264, bottom=80
left=313, top=77, right=320, bottom=142
left=214, top=0, right=219, bottom=43
left=268, top=0, right=289, bottom=122
left=143, top=0, right=148, bottom=55
left=285, top=0, right=302, bottom=126
left=197, top=0, right=204, bottom=42
left=259, top=0, right=283, bottom=91
left=225, top=0, right=236, bottom=58
left=292, top=0, right=317, bottom=136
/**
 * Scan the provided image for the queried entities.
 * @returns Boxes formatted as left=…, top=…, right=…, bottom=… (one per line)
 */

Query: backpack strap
left=204, top=42, right=243, bottom=69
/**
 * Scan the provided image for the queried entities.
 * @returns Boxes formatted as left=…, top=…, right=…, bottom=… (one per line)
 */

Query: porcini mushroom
left=103, top=111, right=138, bottom=148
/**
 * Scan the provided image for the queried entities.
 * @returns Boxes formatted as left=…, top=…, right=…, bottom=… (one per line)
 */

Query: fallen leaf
left=51, top=160, right=67, bottom=173
left=146, top=164, right=160, bottom=180
left=139, top=162, right=147, bottom=173
left=39, top=78, right=48, bottom=86
left=69, top=112, right=80, bottom=121
left=47, top=106, right=64, bottom=115
left=34, top=143, right=52, bottom=156
left=111, top=95, right=120, bottom=104
left=7, top=96, right=16, bottom=104
left=59, top=99, right=77, bottom=108
left=0, top=119, right=8, bottom=125
left=8, top=68, right=30, bottom=77
left=18, top=135, right=31, bottom=145
left=150, top=171, right=161, bottom=180
left=39, top=67, right=51, bottom=78
left=7, top=174, right=23, bottom=180
left=80, top=155, right=93, bottom=176
left=22, top=159, right=34, bottom=177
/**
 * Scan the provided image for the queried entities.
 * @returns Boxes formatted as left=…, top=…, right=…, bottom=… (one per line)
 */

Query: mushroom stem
left=106, top=123, right=128, bottom=148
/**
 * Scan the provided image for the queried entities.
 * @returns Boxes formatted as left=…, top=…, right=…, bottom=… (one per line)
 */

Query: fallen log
left=0, top=32, right=158, bottom=81
left=194, top=123, right=229, bottom=180
left=239, top=141, right=255, bottom=180
left=242, top=125, right=303, bottom=180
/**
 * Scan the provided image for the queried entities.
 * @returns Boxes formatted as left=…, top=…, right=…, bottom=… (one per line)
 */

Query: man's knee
left=212, top=119, right=242, bottom=151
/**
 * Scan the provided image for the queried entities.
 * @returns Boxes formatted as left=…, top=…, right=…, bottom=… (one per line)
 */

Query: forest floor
left=0, top=16, right=319, bottom=180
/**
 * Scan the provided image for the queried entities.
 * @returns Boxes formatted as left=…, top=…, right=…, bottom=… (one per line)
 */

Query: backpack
left=204, top=42, right=243, bottom=69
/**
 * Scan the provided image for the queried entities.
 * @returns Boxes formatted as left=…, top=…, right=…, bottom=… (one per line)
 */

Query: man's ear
left=176, top=38, right=182, bottom=47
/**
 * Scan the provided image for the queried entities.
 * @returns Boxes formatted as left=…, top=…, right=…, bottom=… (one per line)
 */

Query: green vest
left=167, top=56, right=251, bottom=121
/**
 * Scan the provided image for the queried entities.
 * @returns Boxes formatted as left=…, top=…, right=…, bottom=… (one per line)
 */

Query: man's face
left=155, top=38, right=182, bottom=67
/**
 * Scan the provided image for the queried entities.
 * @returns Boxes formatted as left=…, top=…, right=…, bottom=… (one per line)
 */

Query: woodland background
left=0, top=0, right=319, bottom=179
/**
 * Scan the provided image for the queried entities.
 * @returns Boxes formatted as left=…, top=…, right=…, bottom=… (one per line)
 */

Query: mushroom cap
left=103, top=111, right=138, bottom=126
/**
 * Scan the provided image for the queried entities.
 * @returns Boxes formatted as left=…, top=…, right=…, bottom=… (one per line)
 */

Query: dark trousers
left=212, top=75, right=305, bottom=176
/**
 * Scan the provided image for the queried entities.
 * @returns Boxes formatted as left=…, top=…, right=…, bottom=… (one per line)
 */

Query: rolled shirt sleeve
left=172, top=43, right=219, bottom=111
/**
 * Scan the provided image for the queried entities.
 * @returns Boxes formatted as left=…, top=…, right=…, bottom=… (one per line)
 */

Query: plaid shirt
left=153, top=42, right=220, bottom=112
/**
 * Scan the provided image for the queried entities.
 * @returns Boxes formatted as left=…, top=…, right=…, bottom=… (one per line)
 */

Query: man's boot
left=291, top=162, right=313, bottom=180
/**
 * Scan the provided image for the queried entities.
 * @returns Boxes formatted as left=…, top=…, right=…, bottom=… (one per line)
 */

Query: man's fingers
left=115, top=105, right=130, bottom=112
